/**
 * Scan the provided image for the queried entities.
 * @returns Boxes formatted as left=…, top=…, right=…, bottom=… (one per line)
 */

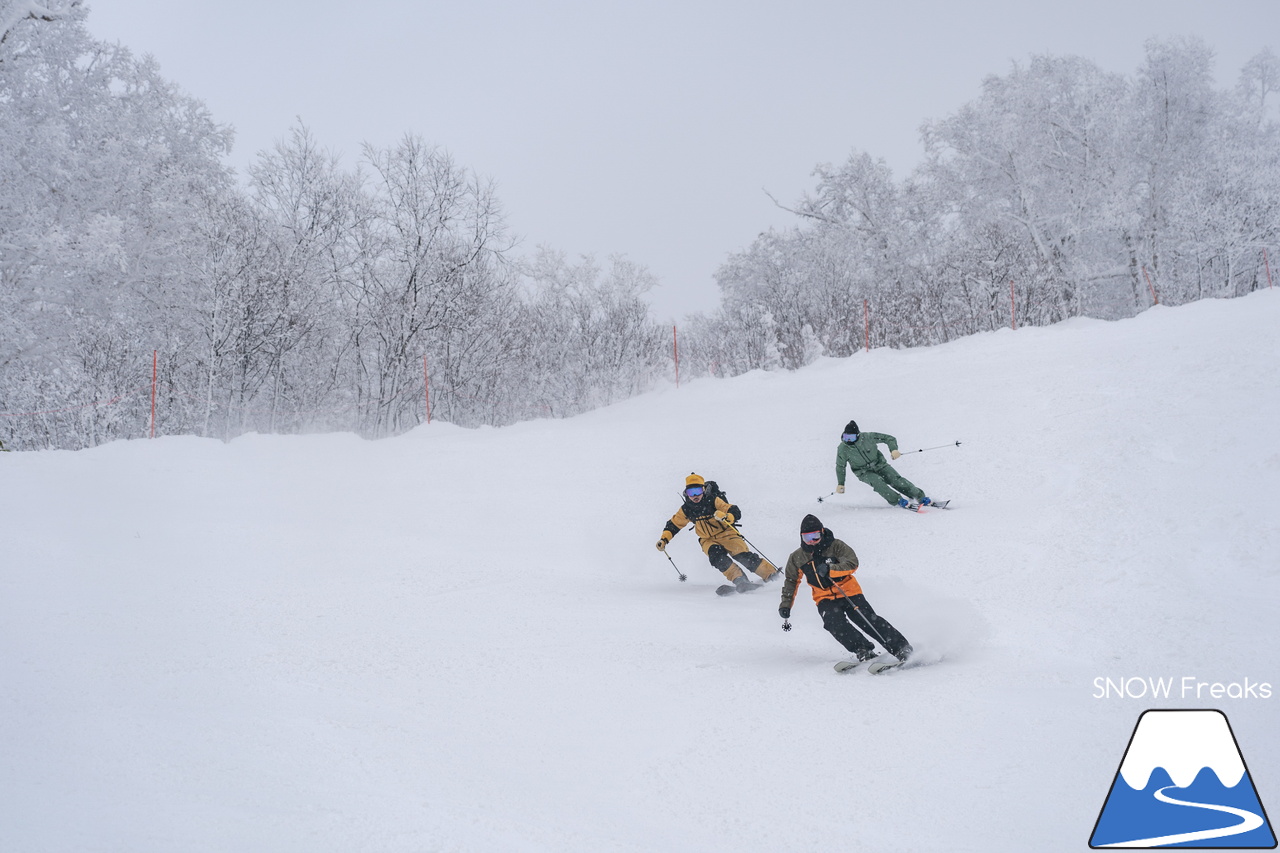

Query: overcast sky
left=85, top=1, right=1277, bottom=320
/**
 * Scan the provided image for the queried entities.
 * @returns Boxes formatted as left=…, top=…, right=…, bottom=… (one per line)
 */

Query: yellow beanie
left=685, top=472, right=705, bottom=488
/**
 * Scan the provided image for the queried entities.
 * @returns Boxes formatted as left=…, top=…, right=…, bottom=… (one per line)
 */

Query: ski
left=861, top=655, right=944, bottom=675
left=834, top=652, right=897, bottom=673
left=869, top=656, right=942, bottom=674
left=834, top=658, right=873, bottom=673
left=835, top=652, right=940, bottom=675
left=715, top=581, right=762, bottom=596
left=867, top=657, right=904, bottom=674
left=821, top=497, right=951, bottom=510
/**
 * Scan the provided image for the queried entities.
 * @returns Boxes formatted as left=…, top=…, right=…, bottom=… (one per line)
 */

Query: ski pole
left=816, top=491, right=835, bottom=503
left=735, top=528, right=780, bottom=576
left=897, top=440, right=961, bottom=456
left=661, top=549, right=687, bottom=582
left=829, top=578, right=890, bottom=648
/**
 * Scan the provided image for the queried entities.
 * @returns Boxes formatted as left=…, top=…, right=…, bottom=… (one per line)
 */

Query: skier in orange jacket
left=778, top=514, right=912, bottom=667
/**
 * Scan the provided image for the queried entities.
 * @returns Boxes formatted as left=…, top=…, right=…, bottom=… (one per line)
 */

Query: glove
left=779, top=605, right=791, bottom=619
left=715, top=510, right=735, bottom=525
left=891, top=449, right=901, bottom=460
left=815, top=559, right=833, bottom=580
left=835, top=485, right=845, bottom=494
left=656, top=534, right=670, bottom=551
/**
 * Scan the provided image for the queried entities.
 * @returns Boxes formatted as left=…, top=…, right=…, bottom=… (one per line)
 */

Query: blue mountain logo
left=1090, top=709, right=1276, bottom=848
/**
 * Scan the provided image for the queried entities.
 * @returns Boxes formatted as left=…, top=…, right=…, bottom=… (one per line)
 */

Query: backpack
left=704, top=480, right=742, bottom=523
left=703, top=480, right=727, bottom=505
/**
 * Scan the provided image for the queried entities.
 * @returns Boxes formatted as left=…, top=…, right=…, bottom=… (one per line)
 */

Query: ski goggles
left=684, top=486, right=705, bottom=497
left=841, top=433, right=858, bottom=443
left=801, top=530, right=823, bottom=544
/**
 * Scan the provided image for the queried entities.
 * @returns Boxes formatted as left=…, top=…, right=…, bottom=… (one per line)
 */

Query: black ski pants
left=707, top=543, right=764, bottom=573
left=817, top=594, right=912, bottom=660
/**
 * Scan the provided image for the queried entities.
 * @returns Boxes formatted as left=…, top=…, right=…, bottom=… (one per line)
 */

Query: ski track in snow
left=1, top=292, right=1278, bottom=852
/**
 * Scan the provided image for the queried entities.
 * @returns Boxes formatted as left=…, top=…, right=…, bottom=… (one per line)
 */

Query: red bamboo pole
left=1142, top=266, right=1159, bottom=305
left=673, top=325, right=680, bottom=388
left=149, top=350, right=157, bottom=438
left=149, top=348, right=158, bottom=435
left=423, top=355, right=432, bottom=424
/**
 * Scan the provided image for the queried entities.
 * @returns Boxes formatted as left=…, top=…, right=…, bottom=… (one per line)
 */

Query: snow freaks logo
left=1089, top=710, right=1276, bottom=848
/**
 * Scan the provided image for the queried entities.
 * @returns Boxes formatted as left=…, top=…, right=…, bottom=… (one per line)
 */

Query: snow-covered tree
left=693, top=38, right=1280, bottom=377
left=513, top=249, right=668, bottom=417
left=0, top=4, right=233, bottom=447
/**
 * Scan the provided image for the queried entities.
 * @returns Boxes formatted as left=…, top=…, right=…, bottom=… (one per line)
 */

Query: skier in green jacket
left=835, top=420, right=933, bottom=510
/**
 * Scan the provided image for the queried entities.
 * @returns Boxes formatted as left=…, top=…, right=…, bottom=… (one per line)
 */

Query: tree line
left=684, top=40, right=1280, bottom=375
left=2, top=7, right=1276, bottom=448
left=0, top=6, right=669, bottom=448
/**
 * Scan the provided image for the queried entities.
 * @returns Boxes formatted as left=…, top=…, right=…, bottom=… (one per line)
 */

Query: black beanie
left=844, top=420, right=859, bottom=434
left=800, top=514, right=823, bottom=534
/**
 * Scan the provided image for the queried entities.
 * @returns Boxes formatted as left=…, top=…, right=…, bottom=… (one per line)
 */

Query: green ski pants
left=854, top=462, right=925, bottom=506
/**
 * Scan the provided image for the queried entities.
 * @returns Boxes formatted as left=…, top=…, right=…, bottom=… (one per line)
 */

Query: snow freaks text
left=1093, top=677, right=1273, bottom=700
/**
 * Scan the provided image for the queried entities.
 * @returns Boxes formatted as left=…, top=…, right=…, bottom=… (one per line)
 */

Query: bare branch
left=764, top=187, right=844, bottom=226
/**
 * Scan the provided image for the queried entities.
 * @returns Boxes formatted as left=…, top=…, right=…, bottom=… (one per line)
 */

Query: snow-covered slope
left=2, top=292, right=1278, bottom=852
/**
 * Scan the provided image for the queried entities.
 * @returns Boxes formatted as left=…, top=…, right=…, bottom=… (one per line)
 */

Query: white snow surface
left=3, top=292, right=1278, bottom=852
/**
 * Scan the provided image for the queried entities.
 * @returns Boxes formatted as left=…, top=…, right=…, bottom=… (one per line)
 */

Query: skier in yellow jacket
left=656, top=473, right=779, bottom=594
